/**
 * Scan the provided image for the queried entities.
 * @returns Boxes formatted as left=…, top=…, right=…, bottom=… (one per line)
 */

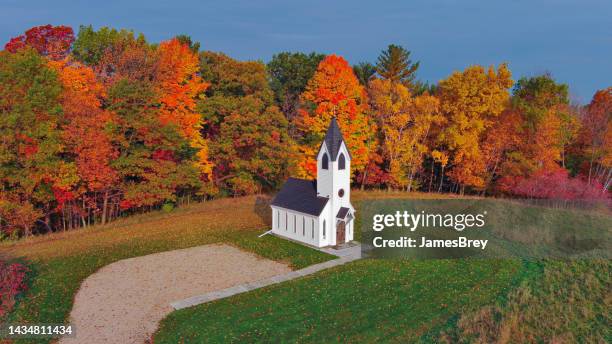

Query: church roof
left=336, top=207, right=350, bottom=219
left=271, top=177, right=329, bottom=216
left=320, top=117, right=352, bottom=161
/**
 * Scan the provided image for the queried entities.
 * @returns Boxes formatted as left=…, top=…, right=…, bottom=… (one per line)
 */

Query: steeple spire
left=321, top=117, right=351, bottom=161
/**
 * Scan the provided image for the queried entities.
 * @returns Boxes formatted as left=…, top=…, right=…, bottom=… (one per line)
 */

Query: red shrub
left=0, top=262, right=29, bottom=317
left=503, top=168, right=608, bottom=200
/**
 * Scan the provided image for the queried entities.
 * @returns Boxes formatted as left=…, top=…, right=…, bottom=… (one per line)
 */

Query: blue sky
left=1, top=0, right=610, bottom=102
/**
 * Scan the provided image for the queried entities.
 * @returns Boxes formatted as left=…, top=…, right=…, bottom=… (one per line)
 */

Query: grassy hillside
left=0, top=195, right=333, bottom=343
left=154, top=259, right=529, bottom=343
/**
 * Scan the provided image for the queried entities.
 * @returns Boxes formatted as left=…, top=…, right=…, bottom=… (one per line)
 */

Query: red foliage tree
left=5, top=25, right=74, bottom=60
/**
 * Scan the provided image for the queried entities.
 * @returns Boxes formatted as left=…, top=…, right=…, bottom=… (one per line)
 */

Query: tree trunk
left=587, top=148, right=595, bottom=185
left=360, top=167, right=368, bottom=191
left=101, top=190, right=109, bottom=225
left=407, top=169, right=414, bottom=192
left=428, top=160, right=434, bottom=192
left=438, top=166, right=445, bottom=193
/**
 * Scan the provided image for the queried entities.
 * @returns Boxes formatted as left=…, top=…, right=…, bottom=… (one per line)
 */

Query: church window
left=323, top=220, right=326, bottom=239
left=312, top=219, right=315, bottom=238
left=322, top=153, right=329, bottom=170
left=338, top=153, right=346, bottom=170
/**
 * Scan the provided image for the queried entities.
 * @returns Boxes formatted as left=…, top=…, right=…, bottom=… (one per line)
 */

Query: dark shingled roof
left=271, top=178, right=329, bottom=216
left=319, top=117, right=352, bottom=161
left=336, top=207, right=350, bottom=219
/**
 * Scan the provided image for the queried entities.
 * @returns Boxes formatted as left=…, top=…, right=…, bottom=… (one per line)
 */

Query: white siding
left=270, top=205, right=322, bottom=247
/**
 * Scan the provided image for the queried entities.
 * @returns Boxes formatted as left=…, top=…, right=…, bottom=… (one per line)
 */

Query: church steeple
left=316, top=117, right=351, bottom=204
left=320, top=117, right=351, bottom=161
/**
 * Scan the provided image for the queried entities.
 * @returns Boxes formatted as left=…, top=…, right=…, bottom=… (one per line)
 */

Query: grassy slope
left=154, top=259, right=528, bottom=343
left=447, top=259, right=611, bottom=343
left=0, top=196, right=333, bottom=343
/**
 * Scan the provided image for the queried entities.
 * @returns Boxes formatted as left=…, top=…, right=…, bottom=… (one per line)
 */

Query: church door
left=336, top=221, right=345, bottom=244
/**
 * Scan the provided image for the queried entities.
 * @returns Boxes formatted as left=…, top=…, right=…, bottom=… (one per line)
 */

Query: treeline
left=0, top=25, right=610, bottom=237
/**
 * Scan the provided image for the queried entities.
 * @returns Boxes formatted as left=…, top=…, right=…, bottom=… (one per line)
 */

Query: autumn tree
left=267, top=52, right=325, bottom=122
left=368, top=78, right=442, bottom=190
left=155, top=38, right=212, bottom=179
left=0, top=49, right=77, bottom=235
left=295, top=54, right=374, bottom=179
left=437, top=64, right=513, bottom=194
left=499, top=74, right=578, bottom=187
left=87, top=30, right=204, bottom=212
left=49, top=60, right=119, bottom=225
left=108, top=79, right=201, bottom=210
left=5, top=25, right=74, bottom=60
left=376, top=44, right=420, bottom=87
left=577, top=87, right=611, bottom=189
left=480, top=109, right=523, bottom=194
left=198, top=52, right=294, bottom=194
left=512, top=73, right=569, bottom=127
left=95, top=31, right=158, bottom=83
left=72, top=25, right=145, bottom=66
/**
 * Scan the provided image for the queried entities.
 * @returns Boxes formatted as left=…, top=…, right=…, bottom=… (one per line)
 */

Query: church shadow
left=254, top=195, right=273, bottom=227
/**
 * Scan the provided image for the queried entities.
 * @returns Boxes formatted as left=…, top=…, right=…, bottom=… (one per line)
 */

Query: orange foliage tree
left=294, top=54, right=373, bottom=179
left=156, top=38, right=213, bottom=179
left=49, top=59, right=119, bottom=224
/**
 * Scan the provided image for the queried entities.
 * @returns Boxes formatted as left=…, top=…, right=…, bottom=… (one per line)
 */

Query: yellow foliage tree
left=438, top=64, right=513, bottom=193
left=369, top=78, right=442, bottom=190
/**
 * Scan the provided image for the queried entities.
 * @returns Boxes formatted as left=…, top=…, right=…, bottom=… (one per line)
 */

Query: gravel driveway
left=60, top=244, right=290, bottom=344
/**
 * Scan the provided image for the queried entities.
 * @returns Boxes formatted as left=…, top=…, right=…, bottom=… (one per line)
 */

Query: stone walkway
left=171, top=243, right=362, bottom=310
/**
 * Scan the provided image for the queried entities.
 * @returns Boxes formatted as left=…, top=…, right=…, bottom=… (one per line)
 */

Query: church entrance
left=336, top=221, right=345, bottom=244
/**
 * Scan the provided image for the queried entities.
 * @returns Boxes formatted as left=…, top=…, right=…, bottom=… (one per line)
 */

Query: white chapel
left=270, top=117, right=355, bottom=247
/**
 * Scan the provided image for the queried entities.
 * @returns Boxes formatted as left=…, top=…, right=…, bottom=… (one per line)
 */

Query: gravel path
left=60, top=244, right=290, bottom=344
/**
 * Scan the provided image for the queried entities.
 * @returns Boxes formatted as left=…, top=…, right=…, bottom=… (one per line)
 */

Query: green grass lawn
left=154, top=259, right=530, bottom=343
left=446, top=259, right=611, bottom=343
left=154, top=259, right=610, bottom=343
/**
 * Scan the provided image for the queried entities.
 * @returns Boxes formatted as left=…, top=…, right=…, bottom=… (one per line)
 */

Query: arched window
left=338, top=153, right=346, bottom=170
left=322, top=153, right=329, bottom=170
left=312, top=219, right=315, bottom=238
left=323, top=220, right=326, bottom=239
